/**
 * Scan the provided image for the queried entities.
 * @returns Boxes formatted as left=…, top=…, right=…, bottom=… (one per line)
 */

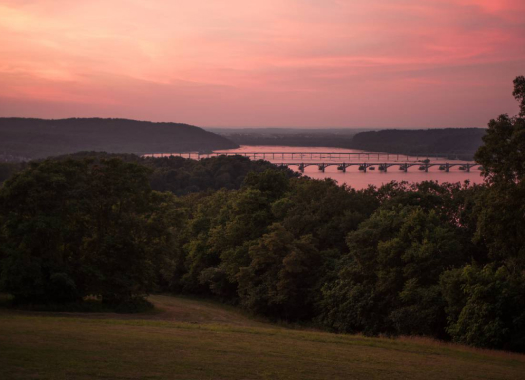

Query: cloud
left=0, top=0, right=523, bottom=127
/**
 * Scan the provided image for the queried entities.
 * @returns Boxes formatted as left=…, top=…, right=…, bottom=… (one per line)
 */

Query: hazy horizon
left=204, top=126, right=486, bottom=130
left=1, top=0, right=524, bottom=128
left=0, top=116, right=488, bottom=130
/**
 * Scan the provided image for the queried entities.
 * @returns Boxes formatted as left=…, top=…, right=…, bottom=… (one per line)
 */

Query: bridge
left=279, top=162, right=479, bottom=173
left=148, top=151, right=470, bottom=162
left=144, top=152, right=480, bottom=173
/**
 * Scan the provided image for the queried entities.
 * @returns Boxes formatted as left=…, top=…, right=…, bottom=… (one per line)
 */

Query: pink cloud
left=0, top=0, right=523, bottom=127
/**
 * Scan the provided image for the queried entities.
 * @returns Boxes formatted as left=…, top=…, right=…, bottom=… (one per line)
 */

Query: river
left=148, top=145, right=484, bottom=190
left=214, top=145, right=484, bottom=189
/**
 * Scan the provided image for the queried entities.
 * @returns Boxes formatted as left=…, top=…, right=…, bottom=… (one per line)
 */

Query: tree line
left=0, top=77, right=524, bottom=352
left=0, top=153, right=296, bottom=195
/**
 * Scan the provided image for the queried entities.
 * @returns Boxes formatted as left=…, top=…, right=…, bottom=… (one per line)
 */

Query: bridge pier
left=299, top=163, right=305, bottom=173
left=446, top=163, right=450, bottom=172
left=425, top=164, right=429, bottom=172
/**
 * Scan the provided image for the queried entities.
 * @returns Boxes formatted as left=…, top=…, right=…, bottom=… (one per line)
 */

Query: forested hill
left=0, top=118, right=238, bottom=160
left=350, top=128, right=486, bottom=159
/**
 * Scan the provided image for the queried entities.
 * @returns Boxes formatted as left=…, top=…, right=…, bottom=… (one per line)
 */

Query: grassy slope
left=1, top=295, right=524, bottom=380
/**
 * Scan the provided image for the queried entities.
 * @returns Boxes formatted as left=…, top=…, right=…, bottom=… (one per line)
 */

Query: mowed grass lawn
left=1, top=295, right=524, bottom=380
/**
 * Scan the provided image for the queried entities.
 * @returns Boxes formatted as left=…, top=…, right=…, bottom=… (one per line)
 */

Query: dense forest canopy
left=0, top=118, right=238, bottom=160
left=0, top=77, right=524, bottom=352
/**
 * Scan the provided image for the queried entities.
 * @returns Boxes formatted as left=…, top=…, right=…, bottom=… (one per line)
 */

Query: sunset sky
left=1, top=0, right=524, bottom=128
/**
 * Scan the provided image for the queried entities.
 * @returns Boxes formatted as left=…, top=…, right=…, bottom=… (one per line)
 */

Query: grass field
left=1, top=295, right=524, bottom=380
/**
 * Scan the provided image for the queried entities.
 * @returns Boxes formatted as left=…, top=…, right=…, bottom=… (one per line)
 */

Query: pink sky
left=0, top=0, right=524, bottom=128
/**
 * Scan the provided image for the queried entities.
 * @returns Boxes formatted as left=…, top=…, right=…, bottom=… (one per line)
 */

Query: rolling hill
left=0, top=118, right=238, bottom=160
left=350, top=128, right=486, bottom=159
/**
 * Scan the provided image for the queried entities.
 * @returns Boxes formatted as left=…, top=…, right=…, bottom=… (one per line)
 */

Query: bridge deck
left=146, top=152, right=474, bottom=162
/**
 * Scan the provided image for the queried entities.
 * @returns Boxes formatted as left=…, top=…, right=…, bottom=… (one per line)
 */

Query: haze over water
left=161, top=145, right=484, bottom=190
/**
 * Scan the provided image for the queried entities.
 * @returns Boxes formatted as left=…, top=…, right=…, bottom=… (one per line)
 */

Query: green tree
left=436, top=76, right=525, bottom=352
left=179, top=189, right=235, bottom=294
left=473, top=76, right=525, bottom=269
left=441, top=265, right=525, bottom=352
left=0, top=158, right=180, bottom=305
left=319, top=206, right=465, bottom=337
left=279, top=178, right=377, bottom=253
left=237, top=224, right=320, bottom=320
left=0, top=160, right=91, bottom=304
